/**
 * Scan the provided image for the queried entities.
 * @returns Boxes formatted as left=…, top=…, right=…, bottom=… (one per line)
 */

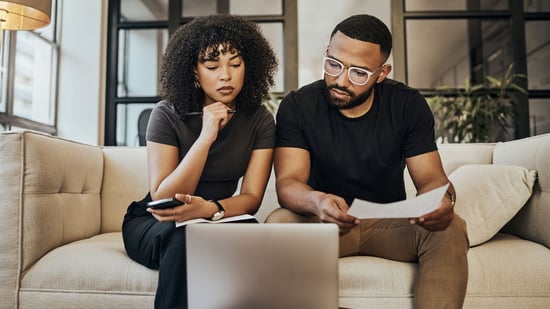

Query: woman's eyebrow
left=202, top=53, right=242, bottom=63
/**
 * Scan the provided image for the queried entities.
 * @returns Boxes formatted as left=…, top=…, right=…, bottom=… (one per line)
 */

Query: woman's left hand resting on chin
left=147, top=193, right=217, bottom=223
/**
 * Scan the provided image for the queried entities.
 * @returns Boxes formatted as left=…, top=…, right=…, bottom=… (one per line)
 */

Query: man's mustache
left=327, top=84, right=354, bottom=97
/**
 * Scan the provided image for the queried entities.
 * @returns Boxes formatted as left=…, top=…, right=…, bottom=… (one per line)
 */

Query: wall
left=56, top=0, right=106, bottom=145
left=297, top=0, right=392, bottom=87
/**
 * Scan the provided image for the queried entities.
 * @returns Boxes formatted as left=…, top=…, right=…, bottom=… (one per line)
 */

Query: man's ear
left=376, top=64, right=392, bottom=83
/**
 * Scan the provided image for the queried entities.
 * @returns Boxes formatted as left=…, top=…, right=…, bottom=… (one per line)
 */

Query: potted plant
left=427, top=64, right=527, bottom=143
left=263, top=92, right=281, bottom=115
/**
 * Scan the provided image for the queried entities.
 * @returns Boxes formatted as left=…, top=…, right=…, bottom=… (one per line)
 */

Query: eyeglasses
left=323, top=56, right=383, bottom=86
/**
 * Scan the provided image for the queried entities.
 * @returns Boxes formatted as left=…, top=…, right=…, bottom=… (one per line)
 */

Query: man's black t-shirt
left=275, top=79, right=436, bottom=204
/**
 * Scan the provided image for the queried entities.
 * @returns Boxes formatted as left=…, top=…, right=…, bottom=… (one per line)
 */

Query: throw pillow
left=448, top=164, right=537, bottom=247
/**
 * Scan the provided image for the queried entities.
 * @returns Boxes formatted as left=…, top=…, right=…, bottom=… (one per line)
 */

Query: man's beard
left=327, top=84, right=373, bottom=110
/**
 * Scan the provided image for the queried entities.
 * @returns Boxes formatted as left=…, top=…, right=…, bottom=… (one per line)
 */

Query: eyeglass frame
left=322, top=56, right=385, bottom=86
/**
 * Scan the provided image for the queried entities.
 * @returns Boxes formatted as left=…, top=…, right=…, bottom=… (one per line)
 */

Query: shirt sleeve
left=253, top=107, right=276, bottom=149
left=275, top=93, right=309, bottom=150
left=403, top=92, right=437, bottom=158
left=146, top=101, right=180, bottom=147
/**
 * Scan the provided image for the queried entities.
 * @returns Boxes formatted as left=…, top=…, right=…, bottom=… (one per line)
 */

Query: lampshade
left=0, top=0, right=51, bottom=30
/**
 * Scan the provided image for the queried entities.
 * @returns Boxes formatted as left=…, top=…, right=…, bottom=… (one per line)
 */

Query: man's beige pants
left=266, top=208, right=469, bottom=309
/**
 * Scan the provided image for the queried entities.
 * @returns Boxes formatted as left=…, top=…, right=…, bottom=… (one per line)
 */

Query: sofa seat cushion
left=339, top=256, right=417, bottom=308
left=339, top=256, right=417, bottom=297
left=338, top=233, right=550, bottom=309
left=20, top=233, right=157, bottom=295
left=19, top=232, right=550, bottom=309
left=466, top=233, right=550, bottom=297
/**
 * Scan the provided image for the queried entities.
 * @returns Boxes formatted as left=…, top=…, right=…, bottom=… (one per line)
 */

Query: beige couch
left=1, top=130, right=549, bottom=308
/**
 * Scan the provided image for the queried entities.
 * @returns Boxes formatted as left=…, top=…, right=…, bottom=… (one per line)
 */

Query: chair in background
left=137, top=108, right=152, bottom=146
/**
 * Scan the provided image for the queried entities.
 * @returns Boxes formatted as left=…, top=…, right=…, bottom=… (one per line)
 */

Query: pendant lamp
left=0, top=0, right=51, bottom=30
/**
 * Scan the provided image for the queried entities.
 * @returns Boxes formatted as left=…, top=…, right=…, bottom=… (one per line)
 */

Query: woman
left=122, top=14, right=278, bottom=309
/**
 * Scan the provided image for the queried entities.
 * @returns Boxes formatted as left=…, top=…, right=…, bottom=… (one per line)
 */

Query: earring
left=194, top=80, right=201, bottom=89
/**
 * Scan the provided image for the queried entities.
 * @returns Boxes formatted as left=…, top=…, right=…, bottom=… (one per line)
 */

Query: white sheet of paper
left=348, top=184, right=449, bottom=219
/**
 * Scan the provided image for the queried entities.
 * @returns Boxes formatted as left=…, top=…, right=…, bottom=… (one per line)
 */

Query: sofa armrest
left=0, top=131, right=104, bottom=306
left=495, top=133, right=550, bottom=248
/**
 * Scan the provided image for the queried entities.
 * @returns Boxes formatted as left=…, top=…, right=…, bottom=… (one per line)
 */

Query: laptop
left=186, top=223, right=339, bottom=309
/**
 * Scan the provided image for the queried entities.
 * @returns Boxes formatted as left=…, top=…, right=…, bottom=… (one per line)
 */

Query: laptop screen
left=186, top=223, right=339, bottom=309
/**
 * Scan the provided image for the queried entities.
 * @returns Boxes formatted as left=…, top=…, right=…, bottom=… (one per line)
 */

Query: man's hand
left=315, top=193, right=360, bottom=235
left=409, top=195, right=454, bottom=231
left=405, top=151, right=456, bottom=231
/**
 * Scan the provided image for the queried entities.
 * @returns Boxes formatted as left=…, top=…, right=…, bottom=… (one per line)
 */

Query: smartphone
left=147, top=197, right=183, bottom=209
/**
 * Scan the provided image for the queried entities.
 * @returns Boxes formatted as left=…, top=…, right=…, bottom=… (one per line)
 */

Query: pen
left=184, top=110, right=236, bottom=116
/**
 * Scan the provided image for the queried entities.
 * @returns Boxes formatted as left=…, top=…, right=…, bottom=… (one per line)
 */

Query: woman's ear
left=193, top=68, right=202, bottom=89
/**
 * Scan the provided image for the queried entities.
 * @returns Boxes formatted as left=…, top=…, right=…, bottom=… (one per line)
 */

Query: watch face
left=211, top=210, right=225, bottom=221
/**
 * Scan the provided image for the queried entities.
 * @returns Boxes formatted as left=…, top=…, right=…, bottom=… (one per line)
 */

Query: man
left=270, top=14, right=468, bottom=308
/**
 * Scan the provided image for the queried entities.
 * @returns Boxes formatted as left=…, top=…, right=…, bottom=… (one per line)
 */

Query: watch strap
left=446, top=190, right=456, bottom=207
left=209, top=200, right=225, bottom=221
left=211, top=200, right=225, bottom=212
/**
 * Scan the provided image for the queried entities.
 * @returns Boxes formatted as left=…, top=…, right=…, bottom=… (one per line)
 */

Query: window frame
left=391, top=0, right=550, bottom=139
left=0, top=1, right=60, bottom=135
left=104, top=0, right=298, bottom=146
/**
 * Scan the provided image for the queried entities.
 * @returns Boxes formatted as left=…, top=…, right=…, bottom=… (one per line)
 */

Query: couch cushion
left=494, top=133, right=550, bottom=248
left=20, top=233, right=157, bottom=298
left=404, top=143, right=495, bottom=199
left=338, top=233, right=550, bottom=309
left=101, top=147, right=149, bottom=233
left=339, top=256, right=417, bottom=308
left=18, top=232, right=550, bottom=309
left=448, top=164, right=536, bottom=246
left=464, top=233, right=550, bottom=308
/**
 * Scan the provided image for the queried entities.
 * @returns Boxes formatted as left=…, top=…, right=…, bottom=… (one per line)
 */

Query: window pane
left=405, top=0, right=507, bottom=11
left=407, top=19, right=469, bottom=88
left=13, top=32, right=54, bottom=125
left=530, top=99, right=550, bottom=135
left=0, top=123, right=5, bottom=131
left=526, top=21, right=550, bottom=90
left=230, top=0, right=282, bottom=15
left=121, top=0, right=168, bottom=21
left=258, top=22, right=284, bottom=93
left=482, top=21, right=513, bottom=78
left=406, top=19, right=512, bottom=88
left=182, top=0, right=217, bottom=17
left=116, top=103, right=156, bottom=146
left=118, top=29, right=168, bottom=97
left=0, top=30, right=7, bottom=113
left=35, top=0, right=57, bottom=41
left=524, top=0, right=550, bottom=12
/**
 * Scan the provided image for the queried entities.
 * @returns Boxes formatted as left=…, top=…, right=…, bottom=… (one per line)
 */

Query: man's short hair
left=330, top=14, right=392, bottom=59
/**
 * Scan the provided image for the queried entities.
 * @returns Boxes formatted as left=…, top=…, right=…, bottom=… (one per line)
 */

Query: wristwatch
left=446, top=190, right=456, bottom=207
left=209, top=200, right=225, bottom=221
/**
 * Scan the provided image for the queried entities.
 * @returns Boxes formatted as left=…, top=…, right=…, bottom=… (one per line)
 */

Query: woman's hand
left=198, top=102, right=234, bottom=143
left=147, top=194, right=217, bottom=222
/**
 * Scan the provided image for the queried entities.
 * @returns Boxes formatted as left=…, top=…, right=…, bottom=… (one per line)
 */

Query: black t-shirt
left=275, top=79, right=436, bottom=204
left=147, top=100, right=275, bottom=200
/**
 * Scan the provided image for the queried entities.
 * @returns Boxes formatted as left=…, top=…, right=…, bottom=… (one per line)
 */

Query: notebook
left=186, top=223, right=339, bottom=309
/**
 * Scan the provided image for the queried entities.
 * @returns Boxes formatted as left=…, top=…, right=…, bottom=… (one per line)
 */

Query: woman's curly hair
left=160, top=14, right=278, bottom=117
